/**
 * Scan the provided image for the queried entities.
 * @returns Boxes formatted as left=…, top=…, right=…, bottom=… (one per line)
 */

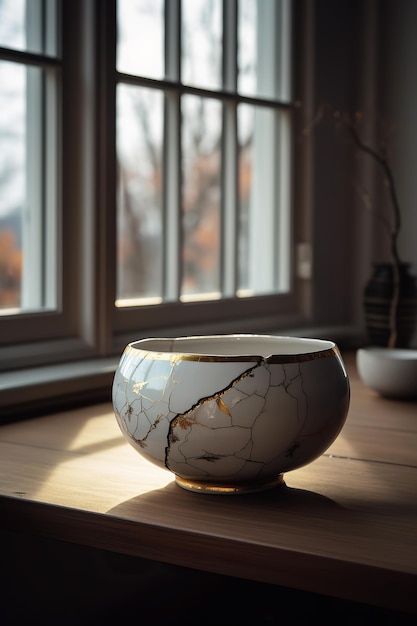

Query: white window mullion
left=163, top=92, right=181, bottom=302
left=45, top=0, right=60, bottom=57
left=43, top=65, right=59, bottom=309
left=274, top=0, right=292, bottom=291
left=276, top=0, right=292, bottom=102
left=275, top=110, right=291, bottom=291
left=222, top=0, right=238, bottom=297
left=223, top=0, right=237, bottom=92
left=222, top=102, right=238, bottom=297
left=165, top=0, right=181, bottom=81
left=44, top=0, right=60, bottom=314
left=164, top=0, right=181, bottom=301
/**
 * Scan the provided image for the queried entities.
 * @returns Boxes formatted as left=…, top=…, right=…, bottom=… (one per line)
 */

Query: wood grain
left=0, top=351, right=416, bottom=613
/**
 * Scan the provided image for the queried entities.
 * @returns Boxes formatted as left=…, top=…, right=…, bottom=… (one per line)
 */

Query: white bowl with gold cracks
left=112, top=335, right=350, bottom=494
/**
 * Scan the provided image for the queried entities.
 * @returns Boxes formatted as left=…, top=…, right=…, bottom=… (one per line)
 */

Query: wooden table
left=0, top=352, right=416, bottom=616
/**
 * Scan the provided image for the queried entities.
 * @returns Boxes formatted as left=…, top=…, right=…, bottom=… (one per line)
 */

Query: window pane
left=238, top=0, right=291, bottom=101
left=114, top=0, right=293, bottom=315
left=0, top=61, right=56, bottom=313
left=117, top=0, right=164, bottom=79
left=237, top=104, right=290, bottom=295
left=0, top=0, right=25, bottom=50
left=0, top=0, right=57, bottom=56
left=181, top=95, right=222, bottom=299
left=0, top=61, right=23, bottom=310
left=238, top=0, right=257, bottom=96
left=182, top=0, right=222, bottom=90
left=116, top=84, right=164, bottom=304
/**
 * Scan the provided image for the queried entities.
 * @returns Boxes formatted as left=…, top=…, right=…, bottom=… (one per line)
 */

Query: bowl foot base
left=175, top=474, right=285, bottom=495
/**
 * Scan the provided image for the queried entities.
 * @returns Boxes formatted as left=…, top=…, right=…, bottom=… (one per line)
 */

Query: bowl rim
left=124, top=334, right=339, bottom=364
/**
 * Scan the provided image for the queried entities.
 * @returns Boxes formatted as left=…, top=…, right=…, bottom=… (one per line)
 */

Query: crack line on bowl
left=164, top=359, right=264, bottom=471
left=164, top=359, right=310, bottom=479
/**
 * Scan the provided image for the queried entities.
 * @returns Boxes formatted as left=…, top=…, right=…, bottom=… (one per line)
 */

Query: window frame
left=0, top=0, right=313, bottom=400
left=110, top=0, right=307, bottom=353
left=0, top=18, right=67, bottom=345
left=0, top=0, right=104, bottom=370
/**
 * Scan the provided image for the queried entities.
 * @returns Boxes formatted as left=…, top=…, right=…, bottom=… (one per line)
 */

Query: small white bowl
left=357, top=347, right=417, bottom=399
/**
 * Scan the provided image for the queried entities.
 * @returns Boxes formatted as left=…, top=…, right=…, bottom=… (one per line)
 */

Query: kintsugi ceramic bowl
left=112, top=335, right=350, bottom=494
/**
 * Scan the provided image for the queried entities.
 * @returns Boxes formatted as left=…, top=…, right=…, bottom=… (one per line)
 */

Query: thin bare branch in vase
left=332, top=109, right=402, bottom=348
left=302, top=102, right=404, bottom=348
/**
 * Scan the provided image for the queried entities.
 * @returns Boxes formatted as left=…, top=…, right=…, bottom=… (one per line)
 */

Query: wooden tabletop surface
left=0, top=352, right=416, bottom=613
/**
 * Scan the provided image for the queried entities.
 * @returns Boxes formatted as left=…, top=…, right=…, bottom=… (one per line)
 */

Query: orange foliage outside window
left=0, top=230, right=22, bottom=307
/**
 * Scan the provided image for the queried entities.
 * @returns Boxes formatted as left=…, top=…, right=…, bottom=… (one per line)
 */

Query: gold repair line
left=165, top=360, right=263, bottom=468
left=170, top=360, right=262, bottom=423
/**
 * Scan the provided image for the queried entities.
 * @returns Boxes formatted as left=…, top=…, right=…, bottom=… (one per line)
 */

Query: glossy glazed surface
left=112, top=335, right=350, bottom=493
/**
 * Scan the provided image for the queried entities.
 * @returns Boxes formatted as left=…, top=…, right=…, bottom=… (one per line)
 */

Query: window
left=112, top=0, right=303, bottom=353
left=0, top=0, right=307, bottom=405
left=0, top=0, right=59, bottom=327
left=114, top=0, right=296, bottom=330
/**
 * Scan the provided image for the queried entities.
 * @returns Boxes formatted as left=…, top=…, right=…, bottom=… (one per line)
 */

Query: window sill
left=0, top=357, right=117, bottom=422
left=0, top=324, right=365, bottom=422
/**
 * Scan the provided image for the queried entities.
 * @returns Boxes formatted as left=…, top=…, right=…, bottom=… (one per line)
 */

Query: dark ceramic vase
left=363, top=262, right=417, bottom=347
